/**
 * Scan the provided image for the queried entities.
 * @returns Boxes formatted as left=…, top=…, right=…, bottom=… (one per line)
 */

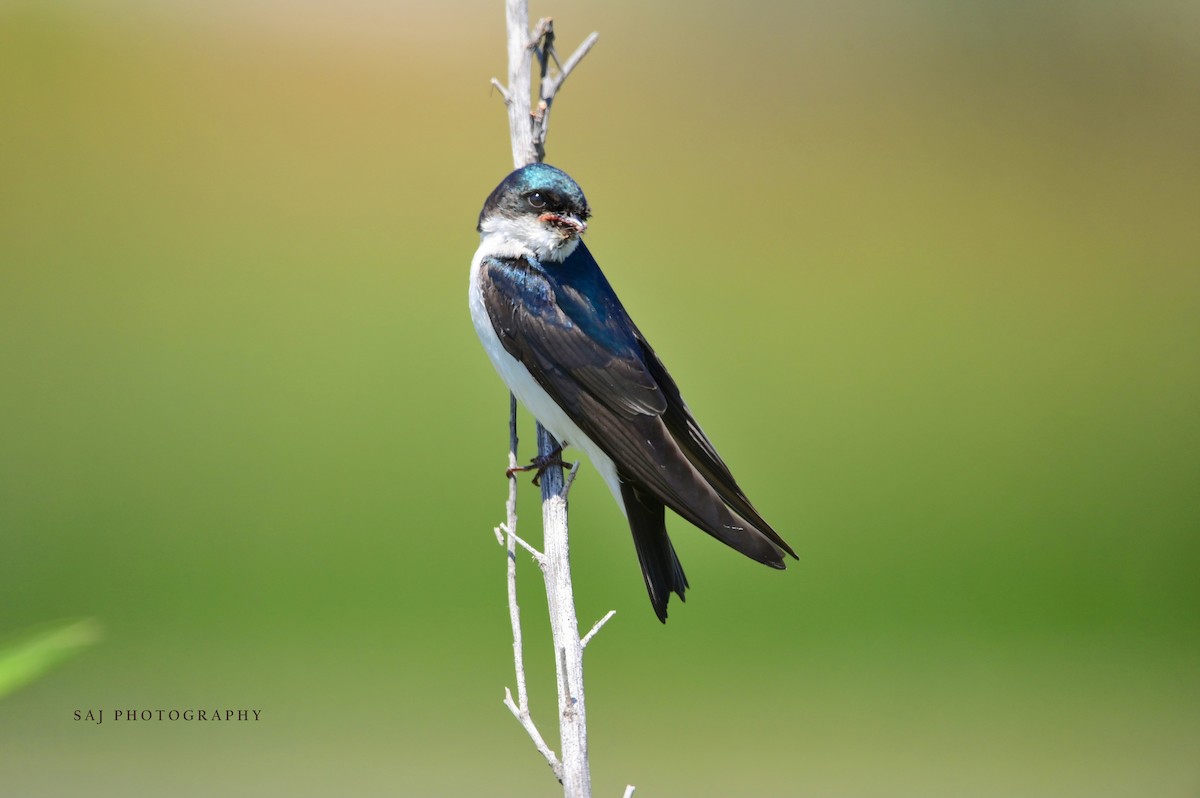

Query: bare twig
left=528, top=16, right=554, bottom=50
left=493, top=6, right=600, bottom=167
left=552, top=32, right=601, bottom=94
left=504, top=682, right=562, bottom=780
left=502, top=523, right=545, bottom=563
left=562, top=459, right=582, bottom=496
left=532, top=24, right=601, bottom=160
left=490, top=77, right=512, bottom=104
left=581, top=610, right=616, bottom=650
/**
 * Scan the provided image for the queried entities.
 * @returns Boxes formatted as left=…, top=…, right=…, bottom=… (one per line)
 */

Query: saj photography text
left=73, top=708, right=263, bottom=725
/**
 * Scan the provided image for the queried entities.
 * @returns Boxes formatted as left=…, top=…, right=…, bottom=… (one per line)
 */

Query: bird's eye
left=527, top=192, right=547, bottom=209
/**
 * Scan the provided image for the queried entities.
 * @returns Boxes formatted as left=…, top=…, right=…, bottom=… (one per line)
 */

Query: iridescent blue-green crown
left=478, top=163, right=590, bottom=230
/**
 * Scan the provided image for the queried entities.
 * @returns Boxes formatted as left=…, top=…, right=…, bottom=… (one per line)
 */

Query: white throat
left=478, top=213, right=581, bottom=263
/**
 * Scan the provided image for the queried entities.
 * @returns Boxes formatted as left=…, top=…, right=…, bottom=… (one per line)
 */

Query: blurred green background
left=2, top=1, right=1197, bottom=795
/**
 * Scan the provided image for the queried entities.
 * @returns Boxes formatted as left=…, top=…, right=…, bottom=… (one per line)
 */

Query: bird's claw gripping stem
left=505, top=444, right=567, bottom=486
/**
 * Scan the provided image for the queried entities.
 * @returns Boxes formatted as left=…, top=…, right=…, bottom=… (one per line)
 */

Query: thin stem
left=501, top=392, right=560, bottom=779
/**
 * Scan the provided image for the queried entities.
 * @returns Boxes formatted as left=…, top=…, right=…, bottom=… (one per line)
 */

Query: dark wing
left=635, top=332, right=797, bottom=558
left=479, top=248, right=795, bottom=599
left=480, top=254, right=667, bottom=420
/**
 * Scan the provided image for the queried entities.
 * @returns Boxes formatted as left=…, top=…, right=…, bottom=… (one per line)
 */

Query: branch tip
left=560, top=32, right=600, bottom=83
left=527, top=17, right=553, bottom=50
left=581, top=610, right=616, bottom=649
left=489, top=77, right=512, bottom=104
left=562, top=460, right=582, bottom=496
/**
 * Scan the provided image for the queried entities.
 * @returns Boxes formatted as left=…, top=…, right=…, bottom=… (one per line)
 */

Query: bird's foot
left=505, top=445, right=567, bottom=486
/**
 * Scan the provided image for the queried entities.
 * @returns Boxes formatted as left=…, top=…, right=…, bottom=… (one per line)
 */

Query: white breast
left=469, top=239, right=624, bottom=510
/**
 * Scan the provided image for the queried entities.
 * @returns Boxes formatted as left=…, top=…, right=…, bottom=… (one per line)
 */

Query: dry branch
left=487, top=3, right=621, bottom=797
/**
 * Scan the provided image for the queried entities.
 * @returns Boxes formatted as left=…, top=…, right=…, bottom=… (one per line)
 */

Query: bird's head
left=477, top=163, right=591, bottom=263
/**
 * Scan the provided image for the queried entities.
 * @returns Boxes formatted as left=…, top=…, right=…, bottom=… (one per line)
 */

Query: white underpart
left=469, top=220, right=624, bottom=512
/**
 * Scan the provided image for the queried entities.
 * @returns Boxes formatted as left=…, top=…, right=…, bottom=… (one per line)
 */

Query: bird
left=469, top=162, right=797, bottom=622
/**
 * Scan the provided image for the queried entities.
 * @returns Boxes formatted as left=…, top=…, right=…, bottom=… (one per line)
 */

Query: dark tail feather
left=621, top=479, right=689, bottom=623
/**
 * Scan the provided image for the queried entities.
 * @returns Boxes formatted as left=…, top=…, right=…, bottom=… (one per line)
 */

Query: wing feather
left=478, top=245, right=795, bottom=564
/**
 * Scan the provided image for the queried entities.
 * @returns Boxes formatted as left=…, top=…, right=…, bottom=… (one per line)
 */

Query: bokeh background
left=2, top=1, right=1197, bottom=795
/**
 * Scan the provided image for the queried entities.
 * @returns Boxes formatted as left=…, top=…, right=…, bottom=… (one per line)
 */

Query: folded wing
left=478, top=245, right=796, bottom=618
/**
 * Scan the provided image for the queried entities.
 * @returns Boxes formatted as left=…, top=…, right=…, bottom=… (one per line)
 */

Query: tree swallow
left=469, top=163, right=797, bottom=622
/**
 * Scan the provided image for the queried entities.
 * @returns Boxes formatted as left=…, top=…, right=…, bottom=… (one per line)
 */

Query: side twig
left=534, top=28, right=601, bottom=159
left=581, top=610, right=617, bottom=650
